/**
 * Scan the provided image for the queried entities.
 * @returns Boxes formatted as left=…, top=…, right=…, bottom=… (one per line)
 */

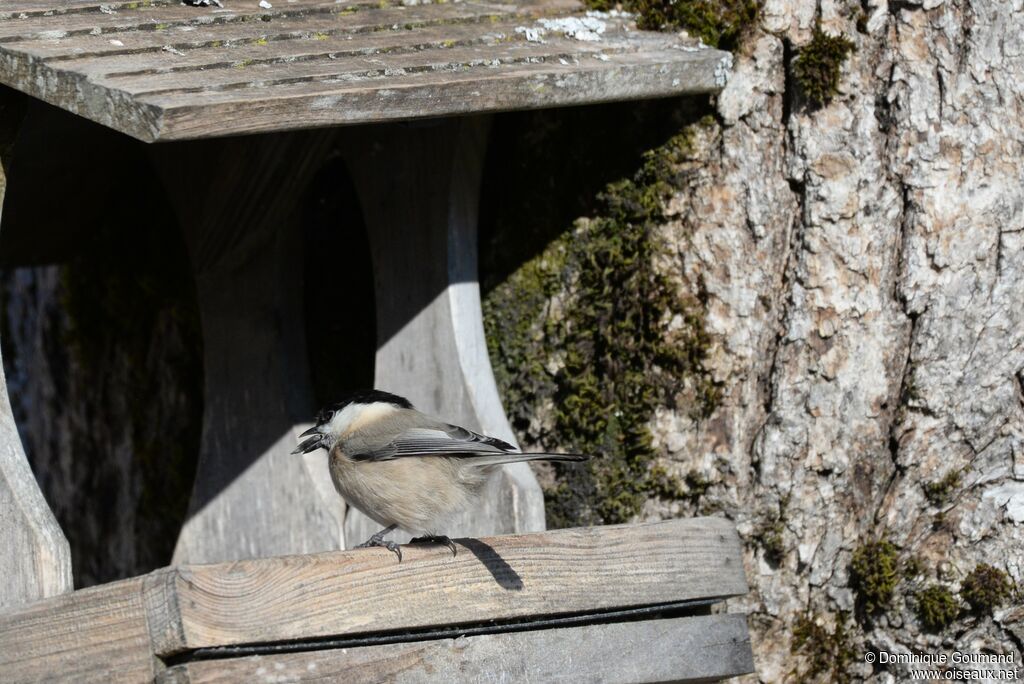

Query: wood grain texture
left=144, top=517, right=747, bottom=655
left=0, top=88, right=73, bottom=611
left=0, top=0, right=731, bottom=141
left=0, top=518, right=751, bottom=681
left=337, top=116, right=545, bottom=547
left=0, top=576, right=155, bottom=683
left=157, top=614, right=755, bottom=683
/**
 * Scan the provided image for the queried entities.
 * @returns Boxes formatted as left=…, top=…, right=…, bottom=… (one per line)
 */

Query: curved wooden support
left=152, top=132, right=347, bottom=565
left=339, top=116, right=545, bottom=545
left=0, top=90, right=73, bottom=608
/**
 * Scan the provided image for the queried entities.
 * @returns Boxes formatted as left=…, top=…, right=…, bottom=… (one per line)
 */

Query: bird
left=293, top=389, right=588, bottom=561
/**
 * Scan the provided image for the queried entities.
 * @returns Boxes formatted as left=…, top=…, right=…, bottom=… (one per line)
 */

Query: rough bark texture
left=483, top=0, right=1023, bottom=680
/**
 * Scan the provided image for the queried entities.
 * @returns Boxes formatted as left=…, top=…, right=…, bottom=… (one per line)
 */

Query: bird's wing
left=351, top=425, right=517, bottom=461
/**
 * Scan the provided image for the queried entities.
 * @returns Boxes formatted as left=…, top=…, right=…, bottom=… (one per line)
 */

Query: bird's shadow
left=457, top=538, right=524, bottom=591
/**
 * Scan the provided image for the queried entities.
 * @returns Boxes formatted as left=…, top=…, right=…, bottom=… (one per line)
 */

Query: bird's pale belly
left=328, top=452, right=477, bottom=535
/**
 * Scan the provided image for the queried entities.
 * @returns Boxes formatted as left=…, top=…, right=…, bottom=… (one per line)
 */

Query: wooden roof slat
left=0, top=0, right=175, bottom=19
left=32, top=2, right=573, bottom=72
left=10, top=3, right=544, bottom=62
left=92, top=32, right=647, bottom=97
left=142, top=46, right=727, bottom=139
left=47, top=20, right=562, bottom=80
left=0, top=0, right=732, bottom=140
left=0, top=0, right=528, bottom=42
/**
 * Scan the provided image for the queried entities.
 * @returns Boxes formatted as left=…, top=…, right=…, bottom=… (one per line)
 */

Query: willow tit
left=293, top=389, right=587, bottom=561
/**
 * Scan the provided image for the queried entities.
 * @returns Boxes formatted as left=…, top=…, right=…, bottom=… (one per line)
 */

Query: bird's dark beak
left=292, top=426, right=324, bottom=454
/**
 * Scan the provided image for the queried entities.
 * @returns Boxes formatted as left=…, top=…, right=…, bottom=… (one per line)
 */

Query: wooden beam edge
left=153, top=517, right=748, bottom=654
left=158, top=613, right=755, bottom=684
left=147, top=49, right=731, bottom=140
left=0, top=46, right=163, bottom=142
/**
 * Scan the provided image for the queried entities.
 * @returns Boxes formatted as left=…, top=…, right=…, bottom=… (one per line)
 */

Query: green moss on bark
left=793, top=27, right=856, bottom=107
left=483, top=116, right=721, bottom=528
left=914, top=585, right=959, bottom=632
left=850, top=538, right=900, bottom=616
left=792, top=612, right=855, bottom=683
left=923, top=469, right=961, bottom=507
left=961, top=563, right=1013, bottom=615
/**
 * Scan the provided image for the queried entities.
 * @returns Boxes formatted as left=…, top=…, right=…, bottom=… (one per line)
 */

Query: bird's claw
left=410, top=535, right=458, bottom=557
left=357, top=535, right=403, bottom=562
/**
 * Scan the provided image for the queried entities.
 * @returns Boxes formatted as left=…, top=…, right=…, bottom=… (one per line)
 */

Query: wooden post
left=339, top=116, right=546, bottom=545
left=152, top=132, right=347, bottom=565
left=0, top=87, right=73, bottom=608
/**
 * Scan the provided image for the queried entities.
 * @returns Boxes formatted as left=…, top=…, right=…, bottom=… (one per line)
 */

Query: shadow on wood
left=457, top=538, right=524, bottom=591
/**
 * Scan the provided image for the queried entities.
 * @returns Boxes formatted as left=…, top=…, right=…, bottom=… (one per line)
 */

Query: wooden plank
left=0, top=0, right=409, bottom=41
left=0, top=0, right=175, bottom=18
left=157, top=614, right=755, bottom=683
left=45, top=14, right=582, bottom=78
left=98, top=33, right=631, bottom=96
left=143, top=517, right=747, bottom=655
left=6, top=0, right=579, bottom=61
left=0, top=87, right=73, bottom=611
left=0, top=0, right=732, bottom=141
left=0, top=575, right=155, bottom=683
left=142, top=47, right=729, bottom=140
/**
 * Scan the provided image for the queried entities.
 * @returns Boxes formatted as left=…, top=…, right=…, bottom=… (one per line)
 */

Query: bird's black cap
left=315, top=389, right=414, bottom=424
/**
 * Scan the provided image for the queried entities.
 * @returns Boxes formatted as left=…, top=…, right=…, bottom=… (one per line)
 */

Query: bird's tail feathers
left=465, top=451, right=589, bottom=467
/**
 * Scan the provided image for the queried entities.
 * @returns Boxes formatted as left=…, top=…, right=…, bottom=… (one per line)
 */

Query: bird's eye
left=324, top=410, right=335, bottom=422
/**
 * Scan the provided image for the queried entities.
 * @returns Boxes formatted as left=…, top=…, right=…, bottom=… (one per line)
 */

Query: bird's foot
left=356, top=526, right=402, bottom=562
left=410, top=535, right=458, bottom=557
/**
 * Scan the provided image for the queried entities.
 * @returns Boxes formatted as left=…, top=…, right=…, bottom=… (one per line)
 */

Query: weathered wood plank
left=142, top=47, right=729, bottom=140
left=157, top=614, right=755, bottom=683
left=10, top=2, right=542, bottom=62
left=47, top=15, right=582, bottom=79
left=6, top=0, right=579, bottom=61
left=143, top=517, right=747, bottom=655
left=0, top=0, right=175, bottom=18
left=0, top=575, right=154, bottom=683
left=97, top=35, right=633, bottom=96
left=0, top=518, right=750, bottom=681
left=0, top=86, right=73, bottom=611
left=0, top=0, right=730, bottom=141
left=0, top=0, right=440, bottom=42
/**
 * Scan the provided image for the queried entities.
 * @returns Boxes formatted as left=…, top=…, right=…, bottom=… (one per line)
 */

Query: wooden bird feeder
left=0, top=0, right=751, bottom=681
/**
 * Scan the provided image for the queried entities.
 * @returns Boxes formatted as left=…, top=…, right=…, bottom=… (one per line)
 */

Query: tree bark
left=658, top=0, right=1024, bottom=678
